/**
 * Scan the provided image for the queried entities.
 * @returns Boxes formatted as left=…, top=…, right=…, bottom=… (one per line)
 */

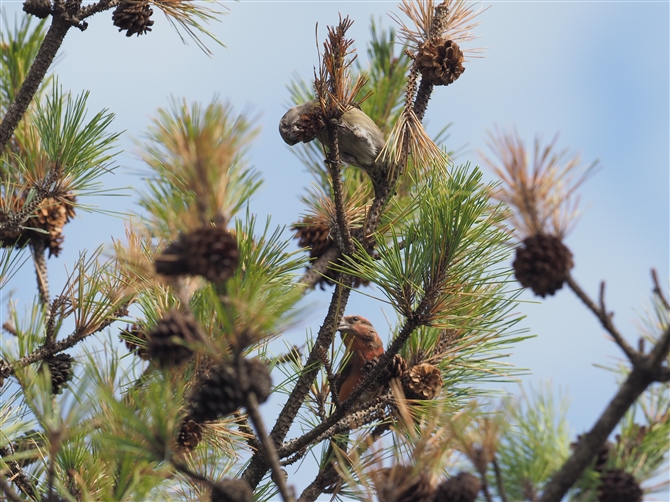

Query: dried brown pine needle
left=480, top=129, right=596, bottom=239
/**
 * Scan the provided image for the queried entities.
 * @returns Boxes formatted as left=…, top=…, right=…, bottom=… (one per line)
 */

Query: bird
left=335, top=315, right=385, bottom=404
left=325, top=315, right=385, bottom=465
left=278, top=100, right=387, bottom=188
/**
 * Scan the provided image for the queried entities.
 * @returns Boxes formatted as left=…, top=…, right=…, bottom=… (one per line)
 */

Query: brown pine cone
left=189, top=359, right=271, bottom=423
left=292, top=217, right=369, bottom=289
left=155, top=225, right=239, bottom=284
left=210, top=479, right=253, bottom=502
left=375, top=464, right=435, bottom=502
left=0, top=194, right=76, bottom=257
left=120, top=323, right=150, bottom=360
left=22, top=0, right=51, bottom=18
left=43, top=353, right=74, bottom=394
left=434, top=472, right=481, bottom=502
left=402, top=363, right=442, bottom=400
left=146, top=310, right=204, bottom=368
left=177, top=418, right=203, bottom=451
left=112, top=0, right=154, bottom=37
left=417, top=38, right=465, bottom=86
left=513, top=234, right=574, bottom=297
left=597, top=469, right=642, bottom=502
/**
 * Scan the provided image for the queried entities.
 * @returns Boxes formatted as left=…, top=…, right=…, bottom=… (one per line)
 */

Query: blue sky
left=1, top=0, right=668, bottom=498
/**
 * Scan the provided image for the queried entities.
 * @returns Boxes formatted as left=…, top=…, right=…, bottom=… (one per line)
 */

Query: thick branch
left=242, top=280, right=352, bottom=488
left=0, top=17, right=70, bottom=153
left=325, top=118, right=354, bottom=256
left=566, top=274, right=640, bottom=364
left=539, top=326, right=670, bottom=502
left=0, top=471, right=23, bottom=502
left=0, top=446, right=37, bottom=500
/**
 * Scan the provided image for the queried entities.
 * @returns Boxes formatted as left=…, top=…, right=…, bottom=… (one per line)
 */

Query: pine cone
left=43, top=353, right=74, bottom=394
left=112, top=0, right=154, bottom=37
left=375, top=465, right=435, bottom=502
left=292, top=217, right=333, bottom=258
left=597, top=469, right=642, bottom=502
left=189, top=359, right=271, bottom=423
left=146, top=310, right=204, bottom=368
left=513, top=234, right=574, bottom=297
left=402, top=363, right=442, bottom=400
left=120, top=323, right=150, bottom=360
left=177, top=418, right=203, bottom=451
left=0, top=194, right=76, bottom=257
left=434, top=472, right=481, bottom=502
left=417, top=38, right=465, bottom=86
left=155, top=225, right=239, bottom=284
left=210, top=479, right=253, bottom=502
left=23, top=0, right=51, bottom=18
left=13, top=429, right=43, bottom=468
left=292, top=217, right=369, bottom=289
left=389, top=354, right=408, bottom=380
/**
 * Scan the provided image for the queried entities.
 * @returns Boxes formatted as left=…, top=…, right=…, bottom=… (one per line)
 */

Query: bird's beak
left=337, top=318, right=351, bottom=333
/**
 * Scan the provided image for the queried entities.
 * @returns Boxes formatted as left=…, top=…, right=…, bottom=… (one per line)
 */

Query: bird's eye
left=352, top=316, right=359, bottom=322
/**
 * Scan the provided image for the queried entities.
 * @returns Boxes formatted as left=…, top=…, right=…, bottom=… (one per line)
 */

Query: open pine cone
left=112, top=0, right=154, bottom=37
left=177, top=418, right=203, bottom=451
left=0, top=194, right=76, bottom=257
left=417, top=38, right=465, bottom=86
left=402, top=363, right=443, bottom=400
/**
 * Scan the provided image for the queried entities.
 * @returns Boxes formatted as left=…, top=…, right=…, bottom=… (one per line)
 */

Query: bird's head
left=278, top=100, right=322, bottom=146
left=337, top=315, right=384, bottom=355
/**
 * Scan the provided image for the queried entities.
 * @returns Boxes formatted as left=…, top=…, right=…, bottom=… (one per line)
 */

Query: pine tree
left=0, top=2, right=668, bottom=502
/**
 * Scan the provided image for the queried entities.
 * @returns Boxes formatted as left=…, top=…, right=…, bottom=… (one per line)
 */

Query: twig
left=299, top=246, right=341, bottom=289
left=172, top=461, right=213, bottom=487
left=492, top=458, right=509, bottom=502
left=30, top=239, right=49, bottom=308
left=566, top=274, right=640, bottom=364
left=8, top=305, right=128, bottom=374
left=539, top=326, right=670, bottom=502
left=0, top=471, right=23, bottom=502
left=316, top=346, right=340, bottom=409
left=242, top=377, right=295, bottom=502
left=0, top=446, right=37, bottom=500
left=651, top=268, right=670, bottom=311
left=280, top=447, right=308, bottom=467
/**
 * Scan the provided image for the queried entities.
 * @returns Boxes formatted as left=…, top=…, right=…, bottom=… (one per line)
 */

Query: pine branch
left=242, top=280, right=352, bottom=488
left=0, top=471, right=23, bottom=502
left=566, top=274, right=640, bottom=364
left=539, top=325, right=670, bottom=501
left=0, top=16, right=70, bottom=152
left=30, top=238, right=49, bottom=308
left=0, top=446, right=37, bottom=500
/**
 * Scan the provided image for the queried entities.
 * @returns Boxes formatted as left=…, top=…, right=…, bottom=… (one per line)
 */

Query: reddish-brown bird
left=326, top=315, right=385, bottom=465
left=336, top=315, right=385, bottom=404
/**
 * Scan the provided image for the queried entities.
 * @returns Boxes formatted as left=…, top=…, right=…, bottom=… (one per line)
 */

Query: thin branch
left=0, top=446, right=37, bottom=500
left=30, top=239, right=49, bottom=308
left=316, top=346, right=340, bottom=409
left=8, top=305, right=128, bottom=374
left=172, top=461, right=213, bottom=487
left=492, top=458, right=509, bottom=502
left=0, top=471, right=23, bottom=502
left=78, top=0, right=121, bottom=19
left=651, top=268, right=670, bottom=311
left=566, top=274, right=640, bottom=364
left=0, top=17, right=70, bottom=152
left=299, top=246, right=341, bottom=288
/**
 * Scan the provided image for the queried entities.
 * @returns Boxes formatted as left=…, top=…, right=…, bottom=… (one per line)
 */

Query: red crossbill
left=325, top=315, right=385, bottom=465
left=278, top=100, right=386, bottom=179
left=336, top=315, right=385, bottom=403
